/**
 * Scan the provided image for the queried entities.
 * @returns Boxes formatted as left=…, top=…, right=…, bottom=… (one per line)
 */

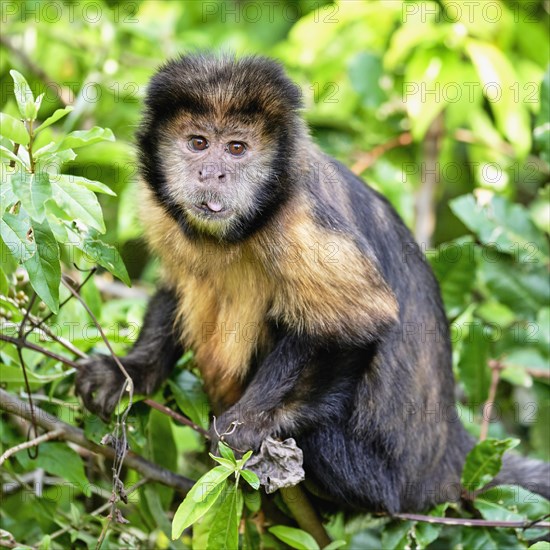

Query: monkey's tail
left=494, top=453, right=550, bottom=500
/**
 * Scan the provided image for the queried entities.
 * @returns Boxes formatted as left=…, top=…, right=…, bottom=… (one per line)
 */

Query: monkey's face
left=138, top=54, right=304, bottom=242
left=159, top=117, right=277, bottom=238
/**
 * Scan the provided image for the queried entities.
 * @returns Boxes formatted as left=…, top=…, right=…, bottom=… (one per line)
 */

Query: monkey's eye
left=189, top=136, right=209, bottom=151
left=227, top=141, right=246, bottom=156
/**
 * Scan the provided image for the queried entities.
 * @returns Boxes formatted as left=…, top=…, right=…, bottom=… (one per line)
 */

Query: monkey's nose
left=198, top=169, right=226, bottom=183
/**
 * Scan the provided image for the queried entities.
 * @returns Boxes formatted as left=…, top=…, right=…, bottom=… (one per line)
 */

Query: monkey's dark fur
left=76, top=54, right=550, bottom=513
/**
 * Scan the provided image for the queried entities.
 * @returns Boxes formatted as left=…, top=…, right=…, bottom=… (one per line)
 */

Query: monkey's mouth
left=191, top=202, right=232, bottom=219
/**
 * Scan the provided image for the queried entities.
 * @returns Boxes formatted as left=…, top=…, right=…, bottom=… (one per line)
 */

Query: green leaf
left=207, top=484, right=243, bottom=550
left=465, top=39, right=531, bottom=156
left=454, top=306, right=490, bottom=404
left=61, top=223, right=130, bottom=286
left=16, top=442, right=90, bottom=496
left=0, top=113, right=30, bottom=145
left=243, top=518, right=261, bottom=550
left=380, top=521, right=414, bottom=550
left=23, top=220, right=60, bottom=313
left=79, top=235, right=130, bottom=286
left=450, top=194, right=549, bottom=264
left=49, top=175, right=105, bottom=232
left=243, top=489, right=261, bottom=513
left=10, top=70, right=35, bottom=120
left=349, top=52, right=385, bottom=108
left=461, top=438, right=519, bottom=491
left=0, top=266, right=8, bottom=295
left=0, top=209, right=36, bottom=263
left=147, top=408, right=177, bottom=508
left=476, top=485, right=550, bottom=521
left=35, top=106, right=74, bottom=133
left=56, top=174, right=116, bottom=196
left=218, top=441, right=236, bottom=463
left=323, top=542, right=347, bottom=550
left=54, top=127, right=115, bottom=151
left=11, top=171, right=52, bottom=222
left=209, top=454, right=237, bottom=470
left=403, top=49, right=464, bottom=140
left=461, top=526, right=526, bottom=549
left=172, top=467, right=233, bottom=539
left=530, top=185, right=549, bottom=233
left=534, top=67, right=550, bottom=165
left=429, top=238, right=477, bottom=318
left=0, top=144, right=24, bottom=165
left=168, top=371, right=210, bottom=430
left=268, top=526, right=320, bottom=550
left=241, top=469, right=260, bottom=490
left=414, top=503, right=448, bottom=548
left=479, top=256, right=549, bottom=317
left=0, top=364, right=48, bottom=390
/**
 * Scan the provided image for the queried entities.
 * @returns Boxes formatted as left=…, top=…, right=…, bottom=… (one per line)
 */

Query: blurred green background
left=2, top=0, right=547, bottom=270
left=1, top=1, right=549, bottom=548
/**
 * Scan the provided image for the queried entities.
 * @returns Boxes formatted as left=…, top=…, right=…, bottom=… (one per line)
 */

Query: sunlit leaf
left=49, top=175, right=105, bottom=232
left=53, top=126, right=115, bottom=151
left=10, top=70, right=35, bottom=120
left=35, top=106, right=74, bottom=133
left=0, top=113, right=29, bottom=145
left=172, top=468, right=232, bottom=539
left=0, top=209, right=36, bottom=263
left=11, top=171, right=52, bottom=222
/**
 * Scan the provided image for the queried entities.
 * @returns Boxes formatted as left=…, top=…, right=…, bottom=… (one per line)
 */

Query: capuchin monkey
left=76, top=54, right=550, bottom=513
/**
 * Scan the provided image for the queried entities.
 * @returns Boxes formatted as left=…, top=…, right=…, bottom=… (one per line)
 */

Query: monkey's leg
left=75, top=287, right=183, bottom=421
left=212, top=334, right=360, bottom=452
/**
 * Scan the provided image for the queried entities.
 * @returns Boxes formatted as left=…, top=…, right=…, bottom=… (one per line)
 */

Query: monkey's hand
left=209, top=408, right=272, bottom=457
left=75, top=355, right=143, bottom=422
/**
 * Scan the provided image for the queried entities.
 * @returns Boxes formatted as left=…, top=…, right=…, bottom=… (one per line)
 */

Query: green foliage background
left=0, top=1, right=549, bottom=548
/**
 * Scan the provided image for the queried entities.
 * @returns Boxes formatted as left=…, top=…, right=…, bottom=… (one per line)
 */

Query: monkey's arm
left=212, top=333, right=362, bottom=452
left=76, top=287, right=183, bottom=421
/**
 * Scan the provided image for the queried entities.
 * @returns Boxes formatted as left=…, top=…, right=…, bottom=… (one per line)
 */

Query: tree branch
left=0, top=428, right=63, bottom=466
left=392, top=512, right=550, bottom=529
left=0, top=389, right=194, bottom=494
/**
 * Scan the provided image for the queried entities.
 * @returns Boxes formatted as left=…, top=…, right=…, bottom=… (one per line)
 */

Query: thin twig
left=392, top=512, right=550, bottom=529
left=0, top=429, right=63, bottom=466
left=24, top=268, right=96, bottom=338
left=0, top=333, right=79, bottom=367
left=480, top=360, right=502, bottom=441
left=144, top=398, right=209, bottom=438
left=351, top=132, right=413, bottom=174
left=0, top=389, right=194, bottom=493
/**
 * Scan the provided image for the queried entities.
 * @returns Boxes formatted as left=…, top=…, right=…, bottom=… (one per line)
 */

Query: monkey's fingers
left=75, top=356, right=126, bottom=422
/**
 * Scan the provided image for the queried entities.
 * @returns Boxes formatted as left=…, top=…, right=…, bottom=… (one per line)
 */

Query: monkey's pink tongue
left=206, top=201, right=223, bottom=212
